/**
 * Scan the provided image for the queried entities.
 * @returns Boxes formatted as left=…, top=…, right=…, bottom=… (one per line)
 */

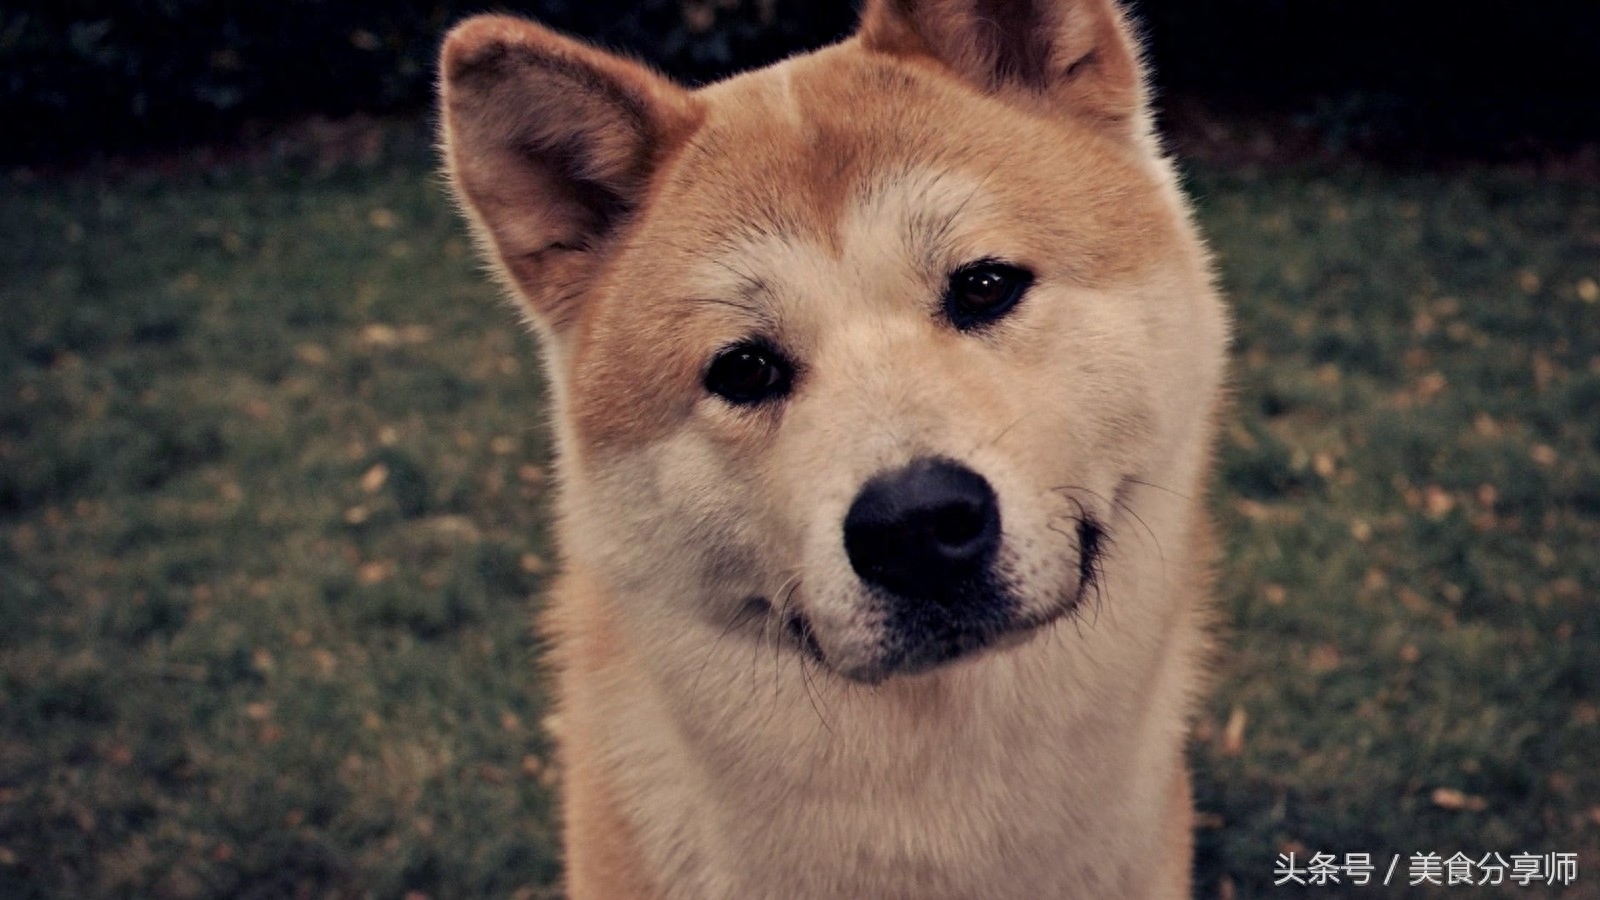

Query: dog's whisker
left=748, top=591, right=786, bottom=700
left=753, top=578, right=814, bottom=725
left=690, top=594, right=772, bottom=699
left=757, top=614, right=788, bottom=729
left=796, top=639, right=836, bottom=737
left=684, top=295, right=764, bottom=315
left=1124, top=476, right=1196, bottom=504
left=696, top=569, right=802, bottom=702
left=1065, top=602, right=1087, bottom=640
left=968, top=412, right=1027, bottom=456
left=1051, top=481, right=1165, bottom=575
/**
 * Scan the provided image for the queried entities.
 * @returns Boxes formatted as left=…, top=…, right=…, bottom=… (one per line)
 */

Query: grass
left=1, top=125, right=1597, bottom=898
left=1193, top=169, right=1600, bottom=896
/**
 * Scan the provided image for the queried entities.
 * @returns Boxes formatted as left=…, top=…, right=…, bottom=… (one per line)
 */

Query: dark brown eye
left=944, top=260, right=1034, bottom=330
left=704, top=342, right=793, bottom=406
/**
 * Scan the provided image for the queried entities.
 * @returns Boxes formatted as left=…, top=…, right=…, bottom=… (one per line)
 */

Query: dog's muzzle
left=825, top=456, right=1023, bottom=680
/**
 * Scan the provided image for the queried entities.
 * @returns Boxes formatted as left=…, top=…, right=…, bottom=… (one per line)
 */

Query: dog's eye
left=944, top=261, right=1034, bottom=330
left=705, top=342, right=793, bottom=406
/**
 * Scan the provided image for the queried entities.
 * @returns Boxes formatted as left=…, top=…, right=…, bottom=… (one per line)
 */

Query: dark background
left=4, top=0, right=1597, bottom=166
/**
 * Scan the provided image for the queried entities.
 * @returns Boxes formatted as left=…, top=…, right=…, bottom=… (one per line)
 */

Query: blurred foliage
left=3, top=0, right=1598, bottom=164
left=1136, top=1, right=1600, bottom=160
left=0, top=0, right=857, bottom=163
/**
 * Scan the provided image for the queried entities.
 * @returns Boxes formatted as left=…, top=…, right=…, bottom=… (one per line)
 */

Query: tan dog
left=439, top=1, right=1228, bottom=896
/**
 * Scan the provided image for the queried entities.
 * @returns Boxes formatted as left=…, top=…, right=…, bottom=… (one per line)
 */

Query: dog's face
left=442, top=1, right=1226, bottom=683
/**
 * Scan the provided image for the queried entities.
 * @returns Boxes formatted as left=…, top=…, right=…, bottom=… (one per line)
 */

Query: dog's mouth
left=783, top=608, right=827, bottom=665
left=1070, top=512, right=1108, bottom=615
left=772, top=509, right=1110, bottom=684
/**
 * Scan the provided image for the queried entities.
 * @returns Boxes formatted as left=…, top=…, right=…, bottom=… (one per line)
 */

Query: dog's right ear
left=439, top=16, right=702, bottom=335
left=858, top=0, right=1146, bottom=134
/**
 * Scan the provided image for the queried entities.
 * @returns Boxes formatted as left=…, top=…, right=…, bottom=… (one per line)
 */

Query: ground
left=1, top=123, right=1597, bottom=898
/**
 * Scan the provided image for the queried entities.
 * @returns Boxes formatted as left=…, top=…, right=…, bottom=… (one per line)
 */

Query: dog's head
left=440, top=0, right=1227, bottom=683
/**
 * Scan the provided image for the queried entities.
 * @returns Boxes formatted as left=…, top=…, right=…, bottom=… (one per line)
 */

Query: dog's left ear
left=858, top=0, right=1146, bottom=132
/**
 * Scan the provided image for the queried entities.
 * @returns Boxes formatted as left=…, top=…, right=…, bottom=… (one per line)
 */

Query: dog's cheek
left=598, top=429, right=799, bottom=602
left=1042, top=284, right=1162, bottom=462
left=566, top=320, right=700, bottom=457
left=965, top=287, right=1153, bottom=600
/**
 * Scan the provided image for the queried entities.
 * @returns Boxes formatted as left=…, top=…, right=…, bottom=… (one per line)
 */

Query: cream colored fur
left=439, top=1, right=1230, bottom=896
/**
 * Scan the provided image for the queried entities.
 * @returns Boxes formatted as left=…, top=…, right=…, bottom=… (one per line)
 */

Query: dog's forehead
left=627, top=47, right=1160, bottom=280
left=658, top=50, right=994, bottom=248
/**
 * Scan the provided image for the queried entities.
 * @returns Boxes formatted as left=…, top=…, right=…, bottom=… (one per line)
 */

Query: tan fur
left=547, top=570, right=668, bottom=900
left=440, top=1, right=1230, bottom=897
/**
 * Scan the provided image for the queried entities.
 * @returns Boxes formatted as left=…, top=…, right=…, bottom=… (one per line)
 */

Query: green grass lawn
left=2, top=125, right=1597, bottom=898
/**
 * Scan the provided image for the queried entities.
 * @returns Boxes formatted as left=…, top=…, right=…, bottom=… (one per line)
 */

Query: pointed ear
left=858, top=0, right=1146, bottom=131
left=439, top=15, right=702, bottom=334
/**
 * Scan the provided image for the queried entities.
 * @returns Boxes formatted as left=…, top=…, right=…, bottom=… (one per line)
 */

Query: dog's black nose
left=843, top=458, right=1000, bottom=598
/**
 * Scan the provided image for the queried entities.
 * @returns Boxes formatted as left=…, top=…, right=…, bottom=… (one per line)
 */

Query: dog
left=439, top=0, right=1228, bottom=895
